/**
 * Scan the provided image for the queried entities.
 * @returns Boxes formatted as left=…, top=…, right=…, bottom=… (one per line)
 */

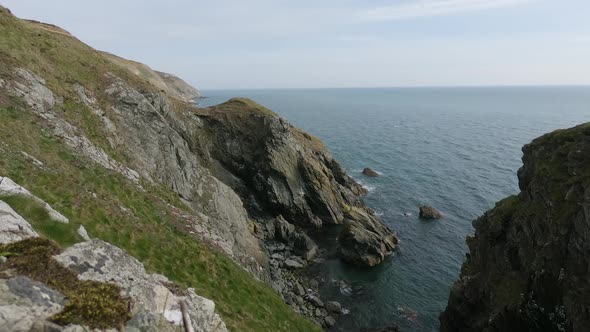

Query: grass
left=0, top=108, right=320, bottom=331
left=0, top=238, right=130, bottom=328
left=0, top=5, right=321, bottom=331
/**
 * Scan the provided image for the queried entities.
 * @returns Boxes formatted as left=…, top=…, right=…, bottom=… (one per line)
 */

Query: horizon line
left=200, top=84, right=590, bottom=91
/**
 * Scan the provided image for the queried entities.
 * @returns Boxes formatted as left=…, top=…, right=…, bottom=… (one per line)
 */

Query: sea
left=198, top=87, right=590, bottom=331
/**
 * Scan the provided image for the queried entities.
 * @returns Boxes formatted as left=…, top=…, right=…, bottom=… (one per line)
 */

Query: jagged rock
left=54, top=239, right=228, bottom=332
left=326, top=301, right=342, bottom=314
left=77, top=225, right=90, bottom=241
left=307, top=295, right=324, bottom=307
left=0, top=177, right=69, bottom=223
left=197, top=98, right=396, bottom=266
left=0, top=276, right=65, bottom=331
left=418, top=206, right=443, bottom=219
left=0, top=200, right=39, bottom=244
left=295, top=282, right=306, bottom=296
left=339, top=206, right=398, bottom=266
left=440, top=123, right=590, bottom=332
left=362, top=168, right=380, bottom=177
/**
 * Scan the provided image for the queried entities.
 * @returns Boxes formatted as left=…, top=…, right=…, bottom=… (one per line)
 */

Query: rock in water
left=418, top=205, right=443, bottom=219
left=326, top=301, right=342, bottom=313
left=362, top=167, right=380, bottom=177
left=440, top=123, right=590, bottom=332
left=339, top=206, right=398, bottom=266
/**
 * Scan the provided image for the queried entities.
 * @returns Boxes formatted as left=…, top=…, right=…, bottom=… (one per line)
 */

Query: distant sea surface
left=198, top=87, right=590, bottom=331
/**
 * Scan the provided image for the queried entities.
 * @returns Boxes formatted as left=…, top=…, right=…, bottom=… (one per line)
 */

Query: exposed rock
left=326, top=301, right=342, bottom=314
left=0, top=200, right=39, bottom=244
left=307, top=295, right=324, bottom=307
left=440, top=123, right=590, bottom=332
left=339, top=206, right=398, bottom=266
left=0, top=177, right=69, bottom=223
left=284, top=259, right=304, bottom=270
left=362, top=168, right=380, bottom=177
left=197, top=98, right=396, bottom=266
left=0, top=276, right=65, bottom=331
left=77, top=225, right=90, bottom=241
left=54, top=239, right=228, bottom=332
left=418, top=205, right=443, bottom=219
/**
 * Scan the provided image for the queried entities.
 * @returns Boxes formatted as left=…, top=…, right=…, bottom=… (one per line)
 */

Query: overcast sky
left=3, top=0, right=590, bottom=89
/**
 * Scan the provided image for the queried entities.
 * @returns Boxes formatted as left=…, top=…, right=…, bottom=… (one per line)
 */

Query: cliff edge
left=440, top=123, right=590, bottom=332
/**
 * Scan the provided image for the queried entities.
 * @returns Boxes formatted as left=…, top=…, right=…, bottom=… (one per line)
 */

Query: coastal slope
left=0, top=5, right=396, bottom=330
left=440, top=123, right=590, bottom=332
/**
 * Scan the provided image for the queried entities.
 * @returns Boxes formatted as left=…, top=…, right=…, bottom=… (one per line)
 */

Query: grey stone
left=77, top=225, right=90, bottom=241
left=326, top=301, right=342, bottom=313
left=284, top=259, right=304, bottom=269
left=0, top=200, right=39, bottom=244
left=307, top=295, right=324, bottom=307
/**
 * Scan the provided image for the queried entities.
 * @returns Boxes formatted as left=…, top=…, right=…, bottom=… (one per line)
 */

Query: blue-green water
left=199, top=87, right=590, bottom=331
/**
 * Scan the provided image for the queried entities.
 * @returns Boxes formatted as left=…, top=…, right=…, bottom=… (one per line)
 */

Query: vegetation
left=0, top=238, right=130, bottom=328
left=0, top=6, right=321, bottom=331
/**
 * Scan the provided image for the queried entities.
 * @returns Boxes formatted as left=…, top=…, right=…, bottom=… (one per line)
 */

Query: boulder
left=307, top=295, right=324, bottom=307
left=339, top=206, right=398, bottom=267
left=362, top=168, right=380, bottom=177
left=326, top=301, right=342, bottom=313
left=418, top=206, right=443, bottom=219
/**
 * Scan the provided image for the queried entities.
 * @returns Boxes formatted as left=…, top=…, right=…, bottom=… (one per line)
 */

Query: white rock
left=0, top=200, right=39, bottom=244
left=77, top=225, right=90, bottom=241
left=0, top=177, right=69, bottom=223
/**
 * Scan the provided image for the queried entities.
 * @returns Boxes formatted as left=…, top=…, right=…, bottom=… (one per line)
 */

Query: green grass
left=0, top=107, right=320, bottom=331
left=0, top=5, right=321, bottom=330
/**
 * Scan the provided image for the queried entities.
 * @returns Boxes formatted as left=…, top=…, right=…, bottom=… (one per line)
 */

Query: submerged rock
left=362, top=167, right=380, bottom=177
left=418, top=205, right=443, bottom=219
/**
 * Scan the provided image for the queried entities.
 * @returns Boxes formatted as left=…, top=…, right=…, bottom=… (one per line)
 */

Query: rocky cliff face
left=440, top=123, right=590, bottom=332
left=0, top=5, right=395, bottom=330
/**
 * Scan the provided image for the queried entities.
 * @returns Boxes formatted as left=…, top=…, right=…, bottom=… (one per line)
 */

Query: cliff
left=440, top=123, right=590, bottom=332
left=0, top=5, right=395, bottom=331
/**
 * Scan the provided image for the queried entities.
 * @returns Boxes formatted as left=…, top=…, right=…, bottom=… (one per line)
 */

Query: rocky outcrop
left=440, top=123, right=590, bottom=332
left=362, top=167, right=380, bottom=177
left=55, top=239, right=228, bottom=332
left=419, top=205, right=443, bottom=219
left=196, top=98, right=397, bottom=266
left=0, top=197, right=228, bottom=332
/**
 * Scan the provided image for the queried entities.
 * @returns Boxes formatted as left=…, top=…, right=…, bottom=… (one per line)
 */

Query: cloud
left=359, top=0, right=536, bottom=21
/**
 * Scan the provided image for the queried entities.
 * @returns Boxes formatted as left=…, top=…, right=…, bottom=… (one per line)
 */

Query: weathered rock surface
left=339, top=206, right=398, bottom=266
left=440, top=123, right=590, bottom=332
left=54, top=239, right=227, bottom=332
left=0, top=276, right=65, bottom=331
left=197, top=98, right=397, bottom=266
left=0, top=200, right=39, bottom=244
left=362, top=168, right=380, bottom=177
left=418, top=205, right=443, bottom=219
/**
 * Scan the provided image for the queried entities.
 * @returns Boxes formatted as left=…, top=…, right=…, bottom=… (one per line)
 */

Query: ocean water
left=198, top=87, right=590, bottom=331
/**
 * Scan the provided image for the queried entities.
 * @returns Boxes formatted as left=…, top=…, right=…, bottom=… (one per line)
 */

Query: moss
left=0, top=238, right=130, bottom=328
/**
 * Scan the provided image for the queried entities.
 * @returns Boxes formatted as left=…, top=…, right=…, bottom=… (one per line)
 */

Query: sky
left=3, top=0, right=590, bottom=89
